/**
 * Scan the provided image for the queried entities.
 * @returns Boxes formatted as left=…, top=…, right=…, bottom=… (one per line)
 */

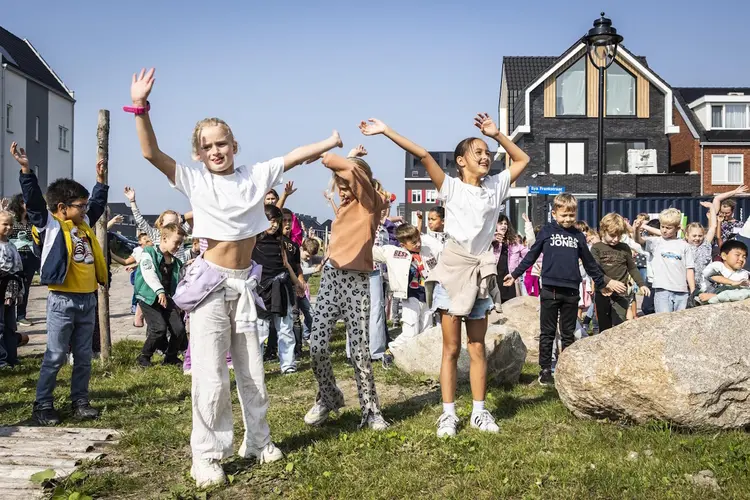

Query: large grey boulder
left=490, top=296, right=540, bottom=363
left=555, top=300, right=750, bottom=429
left=390, top=324, right=527, bottom=385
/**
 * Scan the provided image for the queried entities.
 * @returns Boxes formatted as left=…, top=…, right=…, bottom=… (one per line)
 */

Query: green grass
left=2, top=328, right=749, bottom=499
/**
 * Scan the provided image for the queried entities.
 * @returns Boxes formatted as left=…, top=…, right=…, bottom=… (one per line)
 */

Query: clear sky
left=3, top=0, right=749, bottom=221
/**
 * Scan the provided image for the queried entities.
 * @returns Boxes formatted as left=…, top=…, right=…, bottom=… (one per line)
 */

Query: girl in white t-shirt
left=361, top=113, right=530, bottom=438
left=129, top=68, right=342, bottom=488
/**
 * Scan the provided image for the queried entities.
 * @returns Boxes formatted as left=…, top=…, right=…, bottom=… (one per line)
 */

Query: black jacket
left=511, top=221, right=609, bottom=290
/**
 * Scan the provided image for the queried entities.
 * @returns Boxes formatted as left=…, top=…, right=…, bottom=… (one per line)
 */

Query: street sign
left=527, top=185, right=565, bottom=195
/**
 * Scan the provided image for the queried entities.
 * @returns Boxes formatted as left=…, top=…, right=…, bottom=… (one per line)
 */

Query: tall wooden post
left=94, top=110, right=111, bottom=361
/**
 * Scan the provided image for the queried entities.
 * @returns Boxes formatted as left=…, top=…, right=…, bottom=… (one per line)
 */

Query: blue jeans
left=298, top=296, right=313, bottom=340
left=35, top=292, right=97, bottom=406
left=257, top=306, right=296, bottom=372
left=653, top=289, right=689, bottom=313
left=432, top=283, right=493, bottom=320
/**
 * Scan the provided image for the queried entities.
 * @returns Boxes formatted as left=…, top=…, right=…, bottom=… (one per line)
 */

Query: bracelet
left=123, top=101, right=151, bottom=115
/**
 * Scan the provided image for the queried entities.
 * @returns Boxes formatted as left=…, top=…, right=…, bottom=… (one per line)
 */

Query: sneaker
left=162, top=356, right=183, bottom=366
left=436, top=412, right=460, bottom=438
left=137, top=355, right=152, bottom=368
left=183, top=368, right=192, bottom=376
left=283, top=367, right=297, bottom=375
left=72, top=400, right=100, bottom=420
left=238, top=442, right=284, bottom=464
left=67, top=353, right=74, bottom=366
left=32, top=403, right=61, bottom=426
left=381, top=350, right=394, bottom=370
left=304, top=402, right=332, bottom=426
left=538, top=368, right=554, bottom=386
left=470, top=410, right=500, bottom=433
left=366, top=413, right=389, bottom=431
left=190, top=458, right=226, bottom=488
left=17, top=318, right=33, bottom=327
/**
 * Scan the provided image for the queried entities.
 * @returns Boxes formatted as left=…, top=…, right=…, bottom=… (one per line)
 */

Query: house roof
left=674, top=88, right=750, bottom=143
left=704, top=130, right=750, bottom=142
left=0, top=25, right=72, bottom=99
left=674, top=87, right=750, bottom=105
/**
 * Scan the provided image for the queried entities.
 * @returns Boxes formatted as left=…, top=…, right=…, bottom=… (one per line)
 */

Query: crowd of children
left=3, top=67, right=750, bottom=489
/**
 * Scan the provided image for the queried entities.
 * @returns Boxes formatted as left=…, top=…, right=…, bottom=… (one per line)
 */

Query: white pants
left=392, top=297, right=431, bottom=348
left=189, top=282, right=270, bottom=460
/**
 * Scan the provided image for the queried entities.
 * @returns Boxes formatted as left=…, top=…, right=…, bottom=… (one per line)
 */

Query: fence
left=575, top=197, right=750, bottom=228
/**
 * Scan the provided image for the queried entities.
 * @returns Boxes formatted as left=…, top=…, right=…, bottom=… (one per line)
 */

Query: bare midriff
left=203, top=236, right=256, bottom=270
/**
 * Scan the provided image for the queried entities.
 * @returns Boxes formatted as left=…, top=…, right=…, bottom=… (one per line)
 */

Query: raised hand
left=359, top=118, right=388, bottom=136
left=284, top=181, right=297, bottom=197
left=474, top=112, right=499, bottom=138
left=415, top=211, right=423, bottom=219
left=347, top=145, right=368, bottom=158
left=131, top=68, right=155, bottom=106
left=733, top=185, right=748, bottom=196
left=699, top=201, right=712, bottom=209
left=331, top=130, right=343, bottom=149
left=522, top=213, right=530, bottom=223
left=96, top=159, right=105, bottom=183
left=124, top=186, right=136, bottom=202
left=110, top=214, right=124, bottom=225
left=10, top=142, right=29, bottom=169
left=323, top=190, right=333, bottom=201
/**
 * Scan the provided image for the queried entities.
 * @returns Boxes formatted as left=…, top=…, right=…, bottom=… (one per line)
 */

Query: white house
left=1, top=25, right=74, bottom=196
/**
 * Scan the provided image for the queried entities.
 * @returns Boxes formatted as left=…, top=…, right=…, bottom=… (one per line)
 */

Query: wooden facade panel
left=587, top=56, right=599, bottom=117
left=544, top=77, right=556, bottom=117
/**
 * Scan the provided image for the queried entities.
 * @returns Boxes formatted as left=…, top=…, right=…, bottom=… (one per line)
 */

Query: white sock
left=442, top=402, right=456, bottom=416
left=472, top=400, right=485, bottom=413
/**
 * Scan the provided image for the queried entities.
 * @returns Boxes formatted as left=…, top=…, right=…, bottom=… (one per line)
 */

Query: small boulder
left=490, top=296, right=540, bottom=363
left=555, top=300, right=750, bottom=429
left=390, top=324, right=527, bottom=385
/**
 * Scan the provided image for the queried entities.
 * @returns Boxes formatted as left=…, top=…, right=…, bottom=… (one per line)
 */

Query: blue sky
left=4, top=0, right=749, bottom=221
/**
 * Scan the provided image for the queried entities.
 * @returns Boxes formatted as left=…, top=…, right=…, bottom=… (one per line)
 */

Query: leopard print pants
left=309, top=266, right=382, bottom=423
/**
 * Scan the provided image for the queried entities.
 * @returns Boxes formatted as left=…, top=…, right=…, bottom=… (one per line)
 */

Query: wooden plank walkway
left=0, top=426, right=120, bottom=499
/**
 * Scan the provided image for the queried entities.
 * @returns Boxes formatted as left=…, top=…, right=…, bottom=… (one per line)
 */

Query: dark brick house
left=672, top=87, right=750, bottom=196
left=498, top=39, right=700, bottom=224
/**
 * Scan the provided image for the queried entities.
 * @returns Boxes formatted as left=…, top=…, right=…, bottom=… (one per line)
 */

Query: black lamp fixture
left=584, top=12, right=623, bottom=225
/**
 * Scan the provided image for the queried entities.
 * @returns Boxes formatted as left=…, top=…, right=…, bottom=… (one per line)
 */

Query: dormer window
left=606, top=62, right=636, bottom=116
left=711, top=104, right=749, bottom=129
left=556, top=58, right=585, bottom=116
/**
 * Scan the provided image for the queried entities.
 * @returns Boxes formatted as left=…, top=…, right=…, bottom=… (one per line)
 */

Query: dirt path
left=18, top=269, right=146, bottom=356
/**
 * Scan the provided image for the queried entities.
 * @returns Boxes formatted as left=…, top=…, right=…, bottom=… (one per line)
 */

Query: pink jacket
left=494, top=241, right=528, bottom=274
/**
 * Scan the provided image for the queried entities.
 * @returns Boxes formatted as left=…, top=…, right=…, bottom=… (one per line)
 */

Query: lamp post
left=584, top=12, right=623, bottom=225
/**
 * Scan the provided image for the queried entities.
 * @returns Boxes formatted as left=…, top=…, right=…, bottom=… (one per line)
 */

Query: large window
left=425, top=189, right=437, bottom=204
left=58, top=126, right=69, bottom=151
left=606, top=63, right=636, bottom=116
left=556, top=58, right=585, bottom=116
left=548, top=141, right=585, bottom=174
left=410, top=189, right=422, bottom=204
left=710, top=104, right=750, bottom=129
left=606, top=140, right=646, bottom=173
left=712, top=154, right=744, bottom=185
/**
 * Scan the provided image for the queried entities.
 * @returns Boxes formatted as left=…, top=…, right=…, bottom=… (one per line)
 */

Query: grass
left=1, top=328, right=749, bottom=499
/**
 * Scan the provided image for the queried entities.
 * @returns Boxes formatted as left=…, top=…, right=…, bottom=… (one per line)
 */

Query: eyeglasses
left=67, top=202, right=90, bottom=211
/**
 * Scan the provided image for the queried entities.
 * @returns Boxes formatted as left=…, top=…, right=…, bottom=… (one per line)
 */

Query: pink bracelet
left=123, top=101, right=151, bottom=115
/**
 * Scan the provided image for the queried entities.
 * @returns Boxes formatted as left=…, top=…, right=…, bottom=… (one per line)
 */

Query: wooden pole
left=94, top=110, right=111, bottom=361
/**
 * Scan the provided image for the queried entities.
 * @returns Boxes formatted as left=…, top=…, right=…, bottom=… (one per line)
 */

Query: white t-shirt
left=701, top=261, right=750, bottom=291
left=438, top=170, right=511, bottom=255
left=644, top=237, right=694, bottom=293
left=170, top=158, right=284, bottom=241
left=131, top=246, right=144, bottom=263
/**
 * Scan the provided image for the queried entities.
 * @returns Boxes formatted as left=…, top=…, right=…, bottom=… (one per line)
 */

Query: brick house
left=672, top=88, right=750, bottom=195
left=498, top=37, right=701, bottom=224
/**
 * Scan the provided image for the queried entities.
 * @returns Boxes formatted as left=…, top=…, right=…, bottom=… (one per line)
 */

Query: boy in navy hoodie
left=505, top=194, right=626, bottom=385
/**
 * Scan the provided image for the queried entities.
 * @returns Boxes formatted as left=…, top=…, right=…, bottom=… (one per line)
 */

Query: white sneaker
left=366, top=413, right=389, bottom=431
left=238, top=442, right=284, bottom=464
left=190, top=458, right=226, bottom=488
left=304, top=402, right=331, bottom=426
left=470, top=410, right=500, bottom=433
left=436, top=412, right=460, bottom=437
left=67, top=353, right=74, bottom=366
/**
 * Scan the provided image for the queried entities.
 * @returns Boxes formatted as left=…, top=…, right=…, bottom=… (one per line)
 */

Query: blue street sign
left=527, top=185, right=565, bottom=195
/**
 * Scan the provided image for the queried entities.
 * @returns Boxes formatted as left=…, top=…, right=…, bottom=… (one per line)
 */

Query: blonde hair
left=329, top=157, right=391, bottom=202
left=553, top=193, right=578, bottom=211
left=191, top=117, right=238, bottom=161
left=599, top=213, right=628, bottom=237
left=574, top=220, right=590, bottom=233
left=155, top=210, right=180, bottom=230
left=659, top=208, right=682, bottom=227
left=686, top=222, right=705, bottom=234
left=160, top=222, right=187, bottom=238
left=0, top=199, right=13, bottom=222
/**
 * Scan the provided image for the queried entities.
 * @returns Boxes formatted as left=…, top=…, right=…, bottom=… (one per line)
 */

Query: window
left=411, top=170, right=420, bottom=177
left=410, top=189, right=422, bottom=203
left=712, top=154, right=744, bottom=185
left=425, top=189, right=437, bottom=204
left=58, top=126, right=69, bottom=151
left=5, top=104, right=11, bottom=132
left=709, top=104, right=750, bottom=129
left=548, top=141, right=585, bottom=174
left=411, top=211, right=420, bottom=227
left=606, top=62, right=635, bottom=116
left=35, top=117, right=40, bottom=142
left=556, top=58, right=585, bottom=116
left=606, top=140, right=646, bottom=173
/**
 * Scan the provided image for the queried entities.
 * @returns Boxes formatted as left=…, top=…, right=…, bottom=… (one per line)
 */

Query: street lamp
left=584, top=12, right=623, bottom=225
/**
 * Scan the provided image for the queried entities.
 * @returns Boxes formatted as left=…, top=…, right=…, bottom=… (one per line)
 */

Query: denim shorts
left=432, top=283, right=493, bottom=320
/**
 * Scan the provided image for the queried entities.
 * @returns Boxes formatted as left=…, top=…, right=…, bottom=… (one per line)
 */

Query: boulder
left=390, top=324, right=527, bottom=385
left=555, top=300, right=750, bottom=429
left=489, top=296, right=540, bottom=363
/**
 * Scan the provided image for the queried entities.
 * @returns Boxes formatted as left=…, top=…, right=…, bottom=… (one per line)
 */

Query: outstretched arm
left=123, top=186, right=159, bottom=240
left=277, top=181, right=296, bottom=208
left=360, top=118, right=445, bottom=191
left=283, top=132, right=342, bottom=172
left=700, top=201, right=718, bottom=244
left=474, top=113, right=530, bottom=183
left=712, top=185, right=747, bottom=215
left=131, top=69, right=177, bottom=183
